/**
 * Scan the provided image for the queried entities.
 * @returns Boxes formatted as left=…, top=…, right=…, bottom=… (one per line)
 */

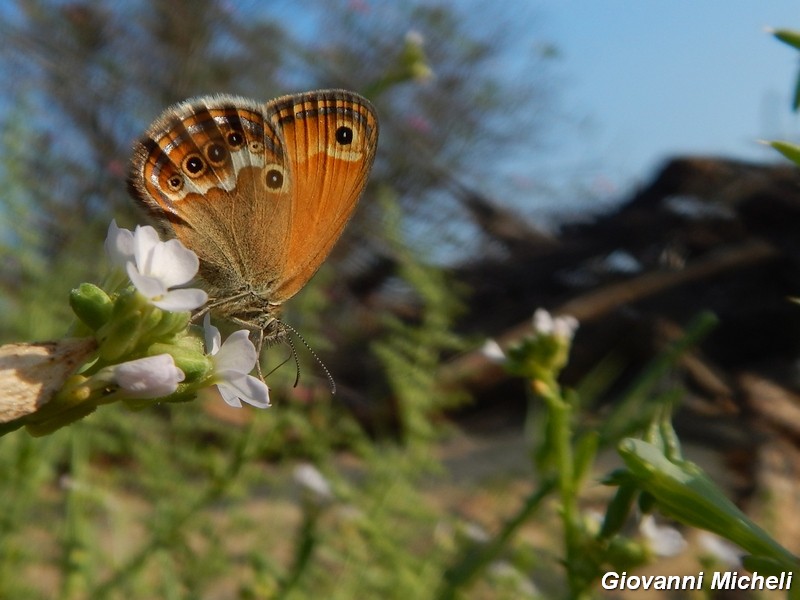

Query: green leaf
left=768, top=140, right=800, bottom=167
left=618, top=439, right=799, bottom=570
left=742, top=555, right=792, bottom=578
left=772, top=28, right=800, bottom=52
left=599, top=482, right=637, bottom=539
left=573, top=431, right=599, bottom=486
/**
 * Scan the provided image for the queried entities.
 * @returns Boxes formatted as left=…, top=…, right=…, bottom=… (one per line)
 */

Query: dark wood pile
left=451, top=156, right=800, bottom=397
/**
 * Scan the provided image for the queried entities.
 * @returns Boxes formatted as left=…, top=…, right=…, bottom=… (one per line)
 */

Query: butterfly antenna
left=281, top=322, right=337, bottom=395
left=264, top=353, right=292, bottom=379
left=285, top=335, right=302, bottom=388
left=260, top=325, right=298, bottom=380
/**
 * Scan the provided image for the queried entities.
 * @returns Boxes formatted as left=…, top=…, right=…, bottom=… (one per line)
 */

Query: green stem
left=542, top=385, right=587, bottom=598
left=436, top=479, right=556, bottom=599
left=60, top=428, right=90, bottom=600
left=275, top=505, right=321, bottom=598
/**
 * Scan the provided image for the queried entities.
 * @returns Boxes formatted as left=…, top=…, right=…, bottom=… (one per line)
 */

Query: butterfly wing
left=129, top=96, right=294, bottom=301
left=129, top=90, right=378, bottom=319
left=265, top=90, right=379, bottom=302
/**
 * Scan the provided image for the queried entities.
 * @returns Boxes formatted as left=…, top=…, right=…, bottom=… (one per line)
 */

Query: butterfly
left=128, top=89, right=379, bottom=344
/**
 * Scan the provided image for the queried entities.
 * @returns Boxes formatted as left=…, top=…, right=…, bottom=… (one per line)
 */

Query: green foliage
left=0, top=390, right=452, bottom=598
left=437, top=312, right=799, bottom=599
left=370, top=188, right=468, bottom=449
left=0, top=105, right=93, bottom=341
left=2, top=274, right=796, bottom=598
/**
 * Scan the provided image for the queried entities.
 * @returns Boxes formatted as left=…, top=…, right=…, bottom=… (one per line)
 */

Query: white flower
left=697, top=532, right=742, bottom=567
left=107, top=222, right=208, bottom=312
left=480, top=339, right=506, bottom=364
left=105, top=220, right=135, bottom=266
left=204, top=315, right=270, bottom=409
left=112, top=354, right=185, bottom=398
left=532, top=308, right=579, bottom=341
left=639, top=515, right=687, bottom=557
left=294, top=463, right=333, bottom=500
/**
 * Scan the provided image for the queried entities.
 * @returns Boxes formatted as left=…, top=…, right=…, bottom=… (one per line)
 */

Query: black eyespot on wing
left=183, top=154, right=206, bottom=176
left=335, top=125, right=353, bottom=145
left=226, top=131, right=245, bottom=148
left=167, top=174, right=183, bottom=191
left=266, top=169, right=284, bottom=189
left=205, top=142, right=227, bottom=165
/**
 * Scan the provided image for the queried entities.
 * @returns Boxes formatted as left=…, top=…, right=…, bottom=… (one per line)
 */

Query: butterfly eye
left=205, top=142, right=228, bottom=165
left=183, top=153, right=206, bottom=177
left=335, top=125, right=353, bottom=145
left=265, top=168, right=284, bottom=190
left=226, top=131, right=245, bottom=148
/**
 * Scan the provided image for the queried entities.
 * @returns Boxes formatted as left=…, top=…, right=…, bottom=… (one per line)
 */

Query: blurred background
left=3, top=1, right=800, bottom=598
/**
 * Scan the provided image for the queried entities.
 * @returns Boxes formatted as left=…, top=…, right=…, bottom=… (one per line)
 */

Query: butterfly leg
left=253, top=327, right=265, bottom=381
left=190, top=304, right=211, bottom=323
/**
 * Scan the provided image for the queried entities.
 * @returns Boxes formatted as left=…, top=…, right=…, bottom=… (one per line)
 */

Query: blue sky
left=526, top=1, right=800, bottom=209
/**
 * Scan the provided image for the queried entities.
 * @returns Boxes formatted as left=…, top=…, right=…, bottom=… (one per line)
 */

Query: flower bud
left=70, top=283, right=113, bottom=330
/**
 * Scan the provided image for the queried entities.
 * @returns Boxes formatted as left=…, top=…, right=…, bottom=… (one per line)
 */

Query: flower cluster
left=481, top=309, right=579, bottom=393
left=21, top=221, right=270, bottom=435
left=100, top=221, right=269, bottom=408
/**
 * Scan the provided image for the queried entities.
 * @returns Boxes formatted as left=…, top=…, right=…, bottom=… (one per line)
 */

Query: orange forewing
left=266, top=92, right=378, bottom=300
